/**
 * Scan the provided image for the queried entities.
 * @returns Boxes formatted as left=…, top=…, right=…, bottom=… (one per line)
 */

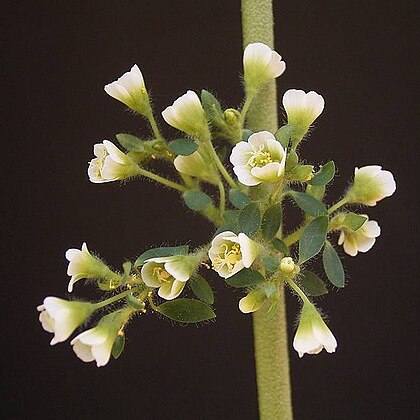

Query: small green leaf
left=274, top=125, right=293, bottom=149
left=342, top=213, right=368, bottom=231
left=289, top=191, right=327, bottom=216
left=271, top=238, right=289, bottom=255
left=285, top=150, right=298, bottom=171
left=116, top=133, right=145, bottom=152
left=167, top=138, right=198, bottom=156
left=261, top=204, right=282, bottom=240
left=201, top=90, right=224, bottom=122
left=189, top=275, right=214, bottom=304
left=262, top=256, right=279, bottom=272
left=299, top=270, right=328, bottom=296
left=289, top=164, right=314, bottom=181
left=242, top=129, right=253, bottom=142
left=229, top=189, right=250, bottom=209
left=216, top=210, right=241, bottom=234
left=308, top=161, right=335, bottom=186
left=157, top=298, right=216, bottom=323
left=183, top=190, right=212, bottom=211
left=134, top=245, right=189, bottom=267
left=111, top=335, right=125, bottom=359
left=306, top=184, right=326, bottom=200
left=239, top=203, right=261, bottom=236
left=225, top=269, right=265, bottom=287
left=299, top=216, right=329, bottom=263
left=322, top=241, right=345, bottom=287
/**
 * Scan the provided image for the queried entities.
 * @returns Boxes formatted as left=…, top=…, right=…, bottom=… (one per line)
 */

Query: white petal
left=141, top=262, right=164, bottom=287
left=158, top=280, right=185, bottom=300
left=230, top=142, right=253, bottom=166
left=238, top=233, right=259, bottom=268
left=72, top=328, right=108, bottom=346
left=362, top=220, right=381, bottom=238
left=356, top=236, right=376, bottom=253
left=103, top=140, right=128, bottom=164
left=91, top=336, right=114, bottom=367
left=251, top=162, right=282, bottom=182
left=248, top=131, right=275, bottom=150
left=268, top=51, right=286, bottom=78
left=164, top=260, right=192, bottom=282
left=72, top=340, right=95, bottom=363
left=234, top=165, right=261, bottom=186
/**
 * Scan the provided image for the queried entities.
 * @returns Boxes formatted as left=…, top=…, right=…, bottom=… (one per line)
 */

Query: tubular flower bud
left=208, top=231, right=259, bottom=279
left=293, top=303, right=337, bottom=358
left=338, top=216, right=381, bottom=257
left=37, top=298, right=95, bottom=345
left=230, top=131, right=286, bottom=186
left=346, top=165, right=396, bottom=206
left=104, top=64, right=150, bottom=115
left=243, top=42, right=286, bottom=94
left=162, top=90, right=209, bottom=138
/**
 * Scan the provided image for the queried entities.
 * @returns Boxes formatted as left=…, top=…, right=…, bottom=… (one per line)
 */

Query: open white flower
left=66, top=242, right=114, bottom=292
left=174, top=146, right=219, bottom=184
left=37, top=297, right=94, bottom=345
left=88, top=140, right=140, bottom=183
left=338, top=216, right=381, bottom=257
left=162, top=90, right=209, bottom=138
left=243, top=42, right=286, bottom=93
left=293, top=303, right=337, bottom=358
left=282, top=89, right=325, bottom=140
left=104, top=64, right=149, bottom=114
left=347, top=165, right=396, bottom=206
left=71, top=311, right=126, bottom=367
left=209, top=231, right=260, bottom=279
left=230, top=131, right=286, bottom=186
left=141, top=255, right=197, bottom=300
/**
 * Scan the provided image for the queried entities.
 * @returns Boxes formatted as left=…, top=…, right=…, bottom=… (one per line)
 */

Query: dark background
left=3, top=1, right=419, bottom=419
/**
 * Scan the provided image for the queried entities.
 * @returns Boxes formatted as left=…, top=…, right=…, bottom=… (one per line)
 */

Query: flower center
left=246, top=145, right=274, bottom=168
left=153, top=266, right=171, bottom=282
left=213, top=243, right=242, bottom=273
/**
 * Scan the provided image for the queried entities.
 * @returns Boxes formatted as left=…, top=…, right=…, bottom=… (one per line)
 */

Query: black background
left=3, top=1, right=419, bottom=419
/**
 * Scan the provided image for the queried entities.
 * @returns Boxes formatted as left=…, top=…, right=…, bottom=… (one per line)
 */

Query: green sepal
left=189, top=275, right=214, bottom=304
left=126, top=293, right=146, bottom=310
left=229, top=189, right=250, bottom=209
left=298, top=216, right=329, bottom=263
left=289, top=191, right=327, bottom=217
left=262, top=256, right=279, bottom=272
left=322, top=241, right=345, bottom=287
left=298, top=270, right=328, bottom=296
left=225, top=269, right=265, bottom=288
left=342, top=213, right=368, bottom=231
left=285, top=150, right=298, bottom=171
left=183, top=190, right=213, bottom=211
left=242, top=129, right=253, bottom=142
left=261, top=203, right=282, bottom=240
left=134, top=245, right=189, bottom=267
left=111, top=334, right=125, bottom=359
left=271, top=238, right=289, bottom=255
left=288, top=164, right=314, bottom=181
left=116, top=133, right=145, bottom=152
left=274, top=125, right=293, bottom=149
left=167, top=138, right=198, bottom=156
left=239, top=203, right=261, bottom=236
left=201, top=90, right=225, bottom=125
left=308, top=161, right=335, bottom=186
left=157, top=298, right=216, bottom=323
left=97, top=276, right=122, bottom=291
left=306, top=184, right=326, bottom=200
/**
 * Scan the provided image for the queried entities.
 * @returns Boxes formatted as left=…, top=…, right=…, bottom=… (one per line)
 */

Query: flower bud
left=280, top=257, right=295, bottom=274
left=224, top=108, right=241, bottom=127
left=239, top=289, right=267, bottom=314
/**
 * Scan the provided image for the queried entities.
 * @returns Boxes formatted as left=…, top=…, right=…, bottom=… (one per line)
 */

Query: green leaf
left=242, top=129, right=253, bottom=142
left=111, top=335, right=125, bottom=359
left=322, top=241, right=345, bottom=287
left=271, top=238, right=289, bottom=255
left=262, top=256, right=279, bottom=272
left=289, top=164, right=314, bottom=181
left=134, top=245, right=189, bottom=267
left=285, top=150, right=299, bottom=171
left=299, top=270, right=328, bottom=296
left=229, top=189, right=250, bottom=209
left=308, top=161, right=335, bottom=186
left=289, top=191, right=327, bottom=216
left=306, top=184, right=326, bottom=200
left=239, top=203, right=261, bottom=236
left=189, top=275, right=214, bottom=304
left=157, top=298, right=216, bottom=323
left=274, top=125, right=293, bottom=149
left=298, top=216, right=329, bottom=263
left=342, top=213, right=368, bottom=231
left=261, top=204, right=282, bottom=240
left=225, top=269, right=265, bottom=288
left=116, top=133, right=145, bottom=152
left=167, top=138, right=198, bottom=156
left=183, top=190, right=212, bottom=211
left=201, top=90, right=224, bottom=123
left=216, top=210, right=241, bottom=234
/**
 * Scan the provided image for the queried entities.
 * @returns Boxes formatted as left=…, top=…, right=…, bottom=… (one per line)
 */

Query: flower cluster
left=39, top=42, right=396, bottom=364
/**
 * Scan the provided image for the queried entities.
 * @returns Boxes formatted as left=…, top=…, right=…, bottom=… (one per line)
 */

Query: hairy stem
left=137, top=167, right=187, bottom=192
left=242, top=0, right=293, bottom=419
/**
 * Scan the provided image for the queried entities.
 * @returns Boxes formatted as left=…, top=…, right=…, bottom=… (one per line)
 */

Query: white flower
left=230, top=131, right=286, bottom=186
left=282, top=89, right=325, bottom=136
left=174, top=146, right=219, bottom=184
left=243, top=43, right=286, bottom=93
left=239, top=289, right=267, bottom=314
left=208, top=231, right=260, bottom=279
left=161, top=90, right=209, bottom=138
left=37, top=297, right=94, bottom=345
left=141, top=255, right=197, bottom=300
left=338, top=216, right=381, bottom=256
left=71, top=311, right=125, bottom=367
left=66, top=242, right=113, bottom=292
left=88, top=140, right=140, bottom=183
left=293, top=303, right=337, bottom=358
left=347, top=165, right=396, bottom=206
left=104, top=64, right=149, bottom=114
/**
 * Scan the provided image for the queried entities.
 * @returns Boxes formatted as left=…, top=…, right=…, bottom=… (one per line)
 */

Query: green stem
left=137, top=167, right=187, bottom=192
left=145, top=109, right=164, bottom=142
left=94, top=287, right=141, bottom=309
left=328, top=197, right=349, bottom=214
left=242, top=1, right=293, bottom=419
left=240, top=93, right=256, bottom=125
left=284, top=277, right=310, bottom=304
left=283, top=226, right=304, bottom=247
left=217, top=180, right=226, bottom=216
